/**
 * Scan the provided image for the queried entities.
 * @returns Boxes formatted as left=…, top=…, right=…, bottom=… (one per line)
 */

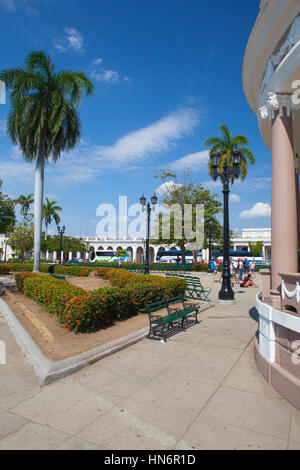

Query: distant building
left=232, top=228, right=271, bottom=260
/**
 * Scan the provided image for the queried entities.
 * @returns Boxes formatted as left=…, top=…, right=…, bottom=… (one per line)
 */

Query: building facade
left=232, top=228, right=271, bottom=260
left=243, top=0, right=300, bottom=409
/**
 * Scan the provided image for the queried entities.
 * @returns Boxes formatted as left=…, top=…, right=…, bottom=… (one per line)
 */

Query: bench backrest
left=146, top=299, right=167, bottom=314
left=167, top=296, right=184, bottom=306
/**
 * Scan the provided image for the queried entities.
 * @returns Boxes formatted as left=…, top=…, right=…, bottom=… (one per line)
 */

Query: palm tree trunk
left=33, top=132, right=46, bottom=273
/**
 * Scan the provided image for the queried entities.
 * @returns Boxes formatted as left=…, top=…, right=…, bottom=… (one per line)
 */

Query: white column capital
left=259, top=93, right=294, bottom=121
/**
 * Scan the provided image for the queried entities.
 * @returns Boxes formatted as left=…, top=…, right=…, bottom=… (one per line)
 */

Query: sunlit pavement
left=0, top=273, right=299, bottom=450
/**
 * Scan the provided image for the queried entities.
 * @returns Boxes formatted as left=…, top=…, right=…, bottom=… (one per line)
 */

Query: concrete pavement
left=0, top=273, right=300, bottom=450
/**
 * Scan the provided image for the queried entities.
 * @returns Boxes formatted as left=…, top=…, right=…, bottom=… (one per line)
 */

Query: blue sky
left=0, top=0, right=271, bottom=237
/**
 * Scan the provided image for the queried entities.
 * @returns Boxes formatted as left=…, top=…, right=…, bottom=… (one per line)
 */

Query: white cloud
left=91, top=69, right=119, bottom=84
left=0, top=107, right=199, bottom=191
left=230, top=194, right=241, bottom=203
left=0, top=0, right=50, bottom=16
left=202, top=177, right=272, bottom=193
left=95, top=108, right=199, bottom=163
left=239, top=202, right=271, bottom=219
left=54, top=27, right=84, bottom=53
left=156, top=181, right=182, bottom=197
left=168, top=150, right=209, bottom=172
left=93, top=58, right=103, bottom=66
left=64, top=27, right=84, bottom=52
left=90, top=57, right=129, bottom=84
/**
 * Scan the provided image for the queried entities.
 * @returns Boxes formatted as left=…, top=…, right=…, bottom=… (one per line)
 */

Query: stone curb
left=0, top=297, right=149, bottom=386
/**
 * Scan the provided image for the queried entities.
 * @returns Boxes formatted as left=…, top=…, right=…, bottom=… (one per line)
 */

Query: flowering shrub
left=0, top=265, right=10, bottom=275
left=15, top=269, right=186, bottom=333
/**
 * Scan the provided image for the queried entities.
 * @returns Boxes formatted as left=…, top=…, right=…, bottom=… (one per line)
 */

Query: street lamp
left=140, top=194, right=157, bottom=274
left=57, top=225, right=66, bottom=265
left=210, top=151, right=241, bottom=301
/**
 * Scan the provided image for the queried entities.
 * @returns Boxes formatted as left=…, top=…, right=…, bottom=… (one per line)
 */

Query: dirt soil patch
left=4, top=277, right=149, bottom=362
left=65, top=276, right=112, bottom=290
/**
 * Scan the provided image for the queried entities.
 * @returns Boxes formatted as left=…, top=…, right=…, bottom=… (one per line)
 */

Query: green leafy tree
left=249, top=241, right=264, bottom=257
left=1, top=50, right=94, bottom=272
left=43, top=198, right=62, bottom=239
left=152, top=171, right=222, bottom=264
left=42, top=235, right=89, bottom=255
left=205, top=124, right=255, bottom=181
left=14, top=193, right=34, bottom=217
left=0, top=180, right=16, bottom=234
left=7, top=216, right=34, bottom=262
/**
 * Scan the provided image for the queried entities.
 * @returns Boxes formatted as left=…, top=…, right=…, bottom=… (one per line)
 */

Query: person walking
left=238, top=258, right=244, bottom=281
left=213, top=259, right=219, bottom=282
left=250, top=258, right=256, bottom=277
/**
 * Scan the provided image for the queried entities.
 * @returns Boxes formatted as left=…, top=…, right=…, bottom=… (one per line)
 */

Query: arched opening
left=136, top=247, right=144, bottom=263
left=97, top=246, right=104, bottom=251
left=149, top=247, right=155, bottom=263
left=107, top=246, right=113, bottom=251
left=126, top=247, right=133, bottom=262
left=90, top=246, right=95, bottom=261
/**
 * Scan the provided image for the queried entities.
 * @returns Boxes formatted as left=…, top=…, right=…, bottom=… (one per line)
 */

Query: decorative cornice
left=260, top=16, right=300, bottom=96
left=259, top=92, right=293, bottom=120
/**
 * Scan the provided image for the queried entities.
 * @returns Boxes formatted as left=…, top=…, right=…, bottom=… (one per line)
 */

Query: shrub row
left=15, top=269, right=186, bottom=333
left=0, top=265, right=10, bottom=275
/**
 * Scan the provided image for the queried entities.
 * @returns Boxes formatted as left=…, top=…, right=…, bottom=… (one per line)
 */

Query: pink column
left=271, top=109, right=298, bottom=291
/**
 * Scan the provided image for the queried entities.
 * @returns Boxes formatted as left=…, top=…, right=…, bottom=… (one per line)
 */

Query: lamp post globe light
left=140, top=193, right=158, bottom=275
left=210, top=151, right=242, bottom=301
left=57, top=225, right=66, bottom=265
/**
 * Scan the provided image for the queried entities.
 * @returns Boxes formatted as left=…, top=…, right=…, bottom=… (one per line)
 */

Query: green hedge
left=0, top=265, right=10, bottom=275
left=15, top=268, right=186, bottom=333
left=3, top=262, right=193, bottom=275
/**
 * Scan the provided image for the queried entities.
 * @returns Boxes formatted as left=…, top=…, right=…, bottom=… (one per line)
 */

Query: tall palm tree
left=15, top=193, right=34, bottom=217
left=205, top=124, right=255, bottom=181
left=43, top=197, right=62, bottom=239
left=0, top=51, right=94, bottom=272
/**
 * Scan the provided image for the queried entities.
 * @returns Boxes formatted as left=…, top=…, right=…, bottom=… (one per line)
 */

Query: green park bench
left=165, top=273, right=211, bottom=302
left=50, top=274, right=66, bottom=281
left=146, top=296, right=200, bottom=342
left=184, top=276, right=211, bottom=302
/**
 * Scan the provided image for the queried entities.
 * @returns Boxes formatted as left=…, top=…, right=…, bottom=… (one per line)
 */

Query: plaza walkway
left=0, top=273, right=300, bottom=450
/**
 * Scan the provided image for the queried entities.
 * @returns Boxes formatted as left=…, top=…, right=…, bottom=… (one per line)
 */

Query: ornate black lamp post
left=140, top=194, right=158, bottom=275
left=57, top=225, right=66, bottom=265
left=210, top=151, right=242, bottom=301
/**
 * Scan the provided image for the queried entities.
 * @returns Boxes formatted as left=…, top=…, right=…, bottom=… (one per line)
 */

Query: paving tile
left=119, top=397, right=194, bottom=438
left=161, top=344, right=242, bottom=386
left=182, top=416, right=288, bottom=450
left=288, top=441, right=300, bottom=450
left=74, top=364, right=155, bottom=405
left=289, top=408, right=300, bottom=444
left=126, top=373, right=216, bottom=419
left=0, top=422, right=106, bottom=450
left=11, top=378, right=114, bottom=435
left=0, top=411, right=28, bottom=440
left=200, top=387, right=291, bottom=440
left=78, top=407, right=172, bottom=450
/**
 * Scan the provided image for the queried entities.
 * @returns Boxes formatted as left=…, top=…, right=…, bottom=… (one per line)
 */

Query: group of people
left=211, top=257, right=257, bottom=288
